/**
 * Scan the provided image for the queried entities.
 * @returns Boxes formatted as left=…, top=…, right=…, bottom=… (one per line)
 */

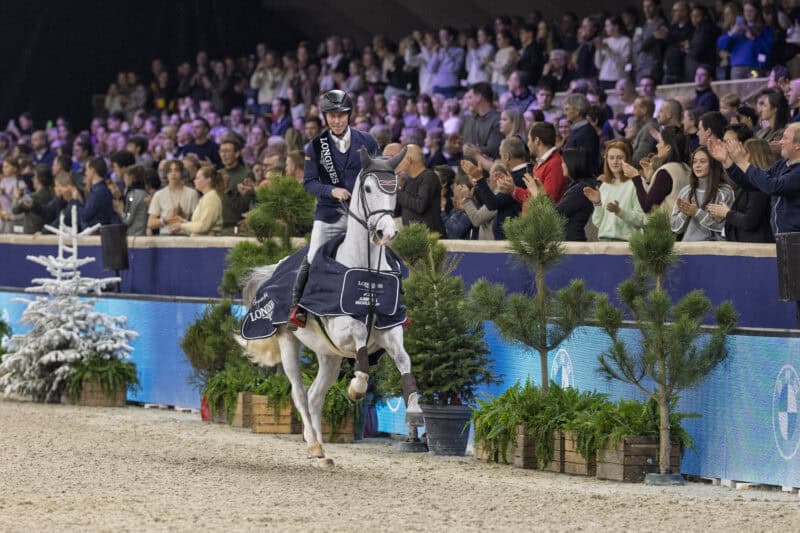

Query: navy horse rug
left=241, top=236, right=407, bottom=340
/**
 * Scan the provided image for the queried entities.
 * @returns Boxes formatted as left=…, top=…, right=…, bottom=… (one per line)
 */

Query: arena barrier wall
left=1, top=236, right=798, bottom=486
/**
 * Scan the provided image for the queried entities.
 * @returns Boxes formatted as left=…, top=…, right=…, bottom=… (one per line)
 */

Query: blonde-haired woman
left=169, top=166, right=223, bottom=236
left=583, top=140, right=644, bottom=241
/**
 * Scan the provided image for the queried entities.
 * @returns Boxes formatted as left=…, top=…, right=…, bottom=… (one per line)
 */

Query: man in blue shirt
left=289, top=90, right=379, bottom=329
left=709, top=123, right=800, bottom=234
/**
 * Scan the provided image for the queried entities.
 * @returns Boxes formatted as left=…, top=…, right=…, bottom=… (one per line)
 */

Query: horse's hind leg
left=307, top=352, right=343, bottom=446
left=278, top=333, right=323, bottom=458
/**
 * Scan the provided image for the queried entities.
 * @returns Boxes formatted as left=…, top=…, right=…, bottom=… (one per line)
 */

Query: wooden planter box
left=513, top=426, right=563, bottom=471
left=596, top=437, right=682, bottom=483
left=513, top=425, right=537, bottom=469
left=321, top=409, right=355, bottom=444
left=77, top=379, right=126, bottom=407
left=251, top=394, right=301, bottom=434
left=563, top=430, right=596, bottom=476
left=544, top=430, right=565, bottom=473
left=475, top=440, right=517, bottom=464
left=231, top=392, right=253, bottom=429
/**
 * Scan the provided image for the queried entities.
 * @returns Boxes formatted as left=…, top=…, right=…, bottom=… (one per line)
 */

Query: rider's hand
left=331, top=188, right=351, bottom=201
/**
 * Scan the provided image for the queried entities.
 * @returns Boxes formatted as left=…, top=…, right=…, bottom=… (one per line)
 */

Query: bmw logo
left=772, top=364, right=800, bottom=461
left=550, top=349, right=574, bottom=389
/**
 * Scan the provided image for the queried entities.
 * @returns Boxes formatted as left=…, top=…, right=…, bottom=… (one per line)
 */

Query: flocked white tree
left=0, top=207, right=138, bottom=402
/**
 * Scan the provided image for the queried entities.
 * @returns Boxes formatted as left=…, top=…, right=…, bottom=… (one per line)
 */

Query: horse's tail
left=236, top=335, right=282, bottom=368
left=237, top=257, right=291, bottom=369
left=241, top=257, right=287, bottom=308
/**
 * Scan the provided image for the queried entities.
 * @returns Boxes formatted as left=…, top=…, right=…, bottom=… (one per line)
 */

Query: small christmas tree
left=219, top=176, right=314, bottom=296
left=594, top=209, right=737, bottom=475
left=467, top=195, right=595, bottom=393
left=0, top=208, right=138, bottom=402
left=389, top=223, right=498, bottom=406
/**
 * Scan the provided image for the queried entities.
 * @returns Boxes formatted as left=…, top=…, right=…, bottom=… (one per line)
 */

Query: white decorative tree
left=0, top=208, right=138, bottom=402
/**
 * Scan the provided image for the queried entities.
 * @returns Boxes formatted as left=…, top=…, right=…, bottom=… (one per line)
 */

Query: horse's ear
left=387, top=147, right=407, bottom=170
left=359, top=147, right=371, bottom=170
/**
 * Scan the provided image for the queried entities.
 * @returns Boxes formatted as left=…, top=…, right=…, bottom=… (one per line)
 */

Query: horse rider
left=288, top=89, right=380, bottom=329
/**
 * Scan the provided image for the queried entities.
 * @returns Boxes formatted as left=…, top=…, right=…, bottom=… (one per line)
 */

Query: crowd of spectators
left=1, top=0, right=800, bottom=243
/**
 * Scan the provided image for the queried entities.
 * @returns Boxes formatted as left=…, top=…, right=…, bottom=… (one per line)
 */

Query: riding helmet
left=320, top=90, right=353, bottom=115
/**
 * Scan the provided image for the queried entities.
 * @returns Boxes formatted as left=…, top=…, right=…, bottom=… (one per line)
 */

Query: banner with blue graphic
left=2, top=290, right=799, bottom=487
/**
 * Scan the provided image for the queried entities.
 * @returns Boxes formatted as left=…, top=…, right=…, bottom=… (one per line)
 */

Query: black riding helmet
left=320, top=90, right=353, bottom=115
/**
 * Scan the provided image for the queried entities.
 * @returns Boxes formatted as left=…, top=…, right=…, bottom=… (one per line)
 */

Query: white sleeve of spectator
left=670, top=186, right=691, bottom=234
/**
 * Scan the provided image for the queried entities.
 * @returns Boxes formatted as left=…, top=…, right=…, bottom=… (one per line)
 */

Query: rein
left=346, top=171, right=397, bottom=343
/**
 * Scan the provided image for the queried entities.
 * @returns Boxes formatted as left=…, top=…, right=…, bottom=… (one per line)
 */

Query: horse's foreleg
left=307, top=353, right=343, bottom=445
left=379, top=326, right=422, bottom=423
left=278, top=333, right=323, bottom=458
left=347, top=346, right=370, bottom=401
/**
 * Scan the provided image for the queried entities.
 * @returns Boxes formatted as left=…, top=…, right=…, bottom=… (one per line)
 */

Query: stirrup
left=288, top=306, right=306, bottom=330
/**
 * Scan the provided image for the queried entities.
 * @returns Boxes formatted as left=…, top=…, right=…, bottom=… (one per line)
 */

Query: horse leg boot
left=347, top=347, right=370, bottom=401
left=288, top=257, right=310, bottom=331
left=401, top=373, right=423, bottom=425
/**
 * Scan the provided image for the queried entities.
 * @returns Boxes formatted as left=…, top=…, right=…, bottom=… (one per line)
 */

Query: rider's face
left=325, top=111, right=349, bottom=136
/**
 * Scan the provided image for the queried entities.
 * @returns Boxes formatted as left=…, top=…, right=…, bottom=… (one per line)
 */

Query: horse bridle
left=343, top=170, right=398, bottom=341
left=347, top=171, right=397, bottom=242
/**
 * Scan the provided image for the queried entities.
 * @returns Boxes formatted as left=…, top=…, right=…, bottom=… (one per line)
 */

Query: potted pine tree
left=219, top=175, right=313, bottom=297
left=466, top=194, right=594, bottom=465
left=467, top=195, right=595, bottom=394
left=594, top=209, right=736, bottom=484
left=389, top=224, right=499, bottom=456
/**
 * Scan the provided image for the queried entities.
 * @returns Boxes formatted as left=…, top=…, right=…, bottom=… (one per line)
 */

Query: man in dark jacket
left=69, top=157, right=118, bottom=230
left=563, top=93, right=600, bottom=175
left=396, top=144, right=445, bottom=237
left=662, top=0, right=693, bottom=84
left=710, top=124, right=800, bottom=235
left=692, top=65, right=720, bottom=114
left=517, top=24, right=543, bottom=87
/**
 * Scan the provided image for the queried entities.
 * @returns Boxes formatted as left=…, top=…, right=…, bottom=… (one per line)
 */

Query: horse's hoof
left=405, top=393, right=424, bottom=425
left=347, top=386, right=365, bottom=401
left=307, top=443, right=325, bottom=459
left=316, top=457, right=335, bottom=468
left=347, top=374, right=368, bottom=401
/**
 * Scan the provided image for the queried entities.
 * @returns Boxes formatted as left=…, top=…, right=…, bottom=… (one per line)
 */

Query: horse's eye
left=365, top=186, right=372, bottom=193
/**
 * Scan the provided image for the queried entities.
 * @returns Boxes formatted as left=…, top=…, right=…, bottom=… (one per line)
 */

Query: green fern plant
left=203, top=362, right=259, bottom=422
left=472, top=380, right=542, bottom=463
left=525, top=384, right=608, bottom=469
left=566, top=397, right=695, bottom=462
left=66, top=354, right=139, bottom=402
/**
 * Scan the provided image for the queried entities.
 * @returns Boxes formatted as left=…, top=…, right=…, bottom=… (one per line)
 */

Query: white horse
left=239, top=147, right=422, bottom=463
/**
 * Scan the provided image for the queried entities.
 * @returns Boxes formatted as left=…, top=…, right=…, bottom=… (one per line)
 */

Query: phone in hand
left=735, top=15, right=744, bottom=26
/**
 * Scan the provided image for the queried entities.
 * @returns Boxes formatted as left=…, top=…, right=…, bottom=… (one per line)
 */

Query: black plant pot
left=421, top=404, right=472, bottom=456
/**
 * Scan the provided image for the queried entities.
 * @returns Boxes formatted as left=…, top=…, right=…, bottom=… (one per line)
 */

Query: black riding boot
left=287, top=257, right=310, bottom=330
